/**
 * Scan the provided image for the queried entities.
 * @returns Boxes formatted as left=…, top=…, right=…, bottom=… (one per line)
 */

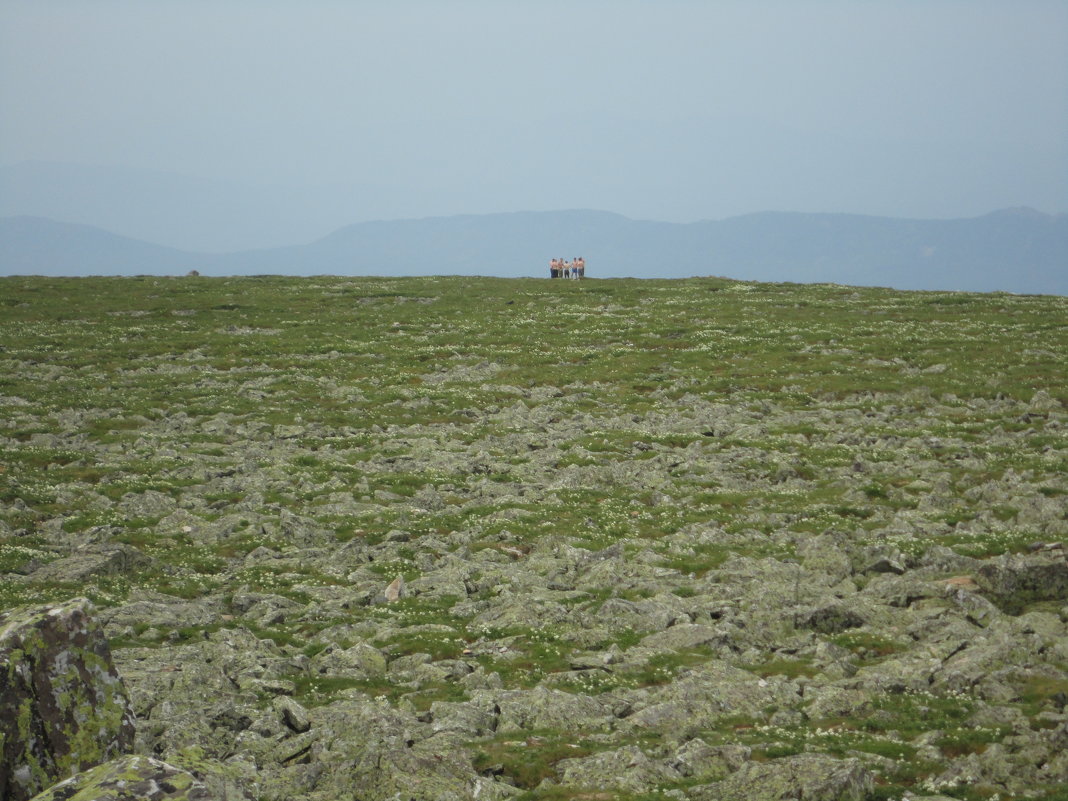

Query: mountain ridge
left=1, top=208, right=1065, bottom=295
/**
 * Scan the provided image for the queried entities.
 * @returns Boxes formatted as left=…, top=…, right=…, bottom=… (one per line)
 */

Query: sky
left=1, top=0, right=1066, bottom=227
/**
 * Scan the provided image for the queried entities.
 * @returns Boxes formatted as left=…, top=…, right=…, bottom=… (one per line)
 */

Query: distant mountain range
left=0, top=161, right=375, bottom=252
left=2, top=208, right=1066, bottom=295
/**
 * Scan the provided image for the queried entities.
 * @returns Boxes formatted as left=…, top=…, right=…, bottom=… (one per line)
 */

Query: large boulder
left=623, top=661, right=801, bottom=736
left=311, top=641, right=387, bottom=678
left=29, top=544, right=152, bottom=583
left=556, top=745, right=682, bottom=793
left=256, top=694, right=518, bottom=801
left=797, top=603, right=866, bottom=634
left=494, top=685, right=617, bottom=733
left=1, top=599, right=136, bottom=801
left=28, top=755, right=212, bottom=801
left=690, top=753, right=873, bottom=801
left=975, top=552, right=1068, bottom=614
left=112, top=627, right=302, bottom=758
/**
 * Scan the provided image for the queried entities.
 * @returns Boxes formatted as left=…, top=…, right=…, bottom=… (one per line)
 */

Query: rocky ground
left=1, top=275, right=1067, bottom=800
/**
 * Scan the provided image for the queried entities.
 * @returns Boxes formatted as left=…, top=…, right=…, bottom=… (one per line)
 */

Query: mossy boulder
left=975, top=553, right=1068, bottom=614
left=556, top=745, right=682, bottom=793
left=624, top=660, right=801, bottom=736
left=311, top=641, right=387, bottom=678
left=29, top=545, right=152, bottom=584
left=493, top=685, right=618, bottom=733
left=275, top=694, right=518, bottom=801
left=690, top=753, right=873, bottom=801
left=28, top=754, right=212, bottom=801
left=798, top=603, right=866, bottom=634
left=1, top=599, right=136, bottom=801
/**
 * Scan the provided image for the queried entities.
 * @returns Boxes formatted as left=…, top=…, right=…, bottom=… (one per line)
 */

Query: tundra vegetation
left=1, top=274, right=1066, bottom=801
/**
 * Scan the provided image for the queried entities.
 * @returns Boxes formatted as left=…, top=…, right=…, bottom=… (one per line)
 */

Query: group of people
left=549, top=257, right=586, bottom=279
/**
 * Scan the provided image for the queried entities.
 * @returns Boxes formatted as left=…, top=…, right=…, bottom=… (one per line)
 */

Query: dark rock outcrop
left=798, top=603, right=866, bottom=634
left=0, top=599, right=136, bottom=801
left=975, top=552, right=1068, bottom=613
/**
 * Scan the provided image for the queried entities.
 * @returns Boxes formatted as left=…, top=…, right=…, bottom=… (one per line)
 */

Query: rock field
left=1, top=275, right=1067, bottom=800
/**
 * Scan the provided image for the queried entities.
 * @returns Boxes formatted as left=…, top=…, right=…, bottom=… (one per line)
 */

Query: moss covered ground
left=2, top=274, right=1066, bottom=800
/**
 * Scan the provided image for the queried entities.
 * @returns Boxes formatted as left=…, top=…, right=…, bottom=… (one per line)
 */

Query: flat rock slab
left=28, top=755, right=213, bottom=801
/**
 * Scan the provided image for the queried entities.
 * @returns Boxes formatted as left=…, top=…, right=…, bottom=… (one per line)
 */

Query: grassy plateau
left=1, top=274, right=1066, bottom=801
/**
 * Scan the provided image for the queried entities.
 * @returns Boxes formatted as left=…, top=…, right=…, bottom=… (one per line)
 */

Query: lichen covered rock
left=0, top=598, right=136, bottom=801
left=556, top=745, right=682, bottom=793
left=690, top=753, right=874, bottom=801
left=975, top=552, right=1068, bottom=613
left=28, top=544, right=152, bottom=584
left=28, top=754, right=212, bottom=801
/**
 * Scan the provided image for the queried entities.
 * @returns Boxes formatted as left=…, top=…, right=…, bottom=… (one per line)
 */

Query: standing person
left=563, top=260, right=570, bottom=280
left=549, top=258, right=558, bottom=279
left=577, top=257, right=585, bottom=278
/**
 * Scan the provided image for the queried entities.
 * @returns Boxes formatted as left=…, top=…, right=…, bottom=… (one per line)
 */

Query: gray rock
left=311, top=642, right=387, bottom=678
left=804, top=687, right=874, bottom=721
left=798, top=603, right=866, bottom=634
left=274, top=696, right=312, bottom=733
left=556, top=745, right=682, bottom=793
left=113, top=627, right=299, bottom=758
left=118, top=489, right=178, bottom=520
left=286, top=694, right=518, bottom=801
left=855, top=545, right=909, bottom=576
left=428, top=699, right=498, bottom=736
left=100, top=595, right=218, bottom=637
left=638, top=623, right=727, bottom=651
left=494, top=686, right=617, bottom=733
left=28, top=754, right=213, bottom=801
left=625, top=661, right=801, bottom=736
left=944, top=583, right=1001, bottom=627
left=931, top=623, right=1047, bottom=696
left=669, top=739, right=750, bottom=780
left=976, top=552, right=1068, bottom=613
left=690, top=753, right=873, bottom=801
left=29, top=544, right=152, bottom=583
left=237, top=594, right=305, bottom=627
left=470, top=594, right=570, bottom=630
left=797, top=534, right=854, bottom=583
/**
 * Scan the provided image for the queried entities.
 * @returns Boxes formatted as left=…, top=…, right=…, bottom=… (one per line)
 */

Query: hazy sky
left=2, top=0, right=1066, bottom=223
